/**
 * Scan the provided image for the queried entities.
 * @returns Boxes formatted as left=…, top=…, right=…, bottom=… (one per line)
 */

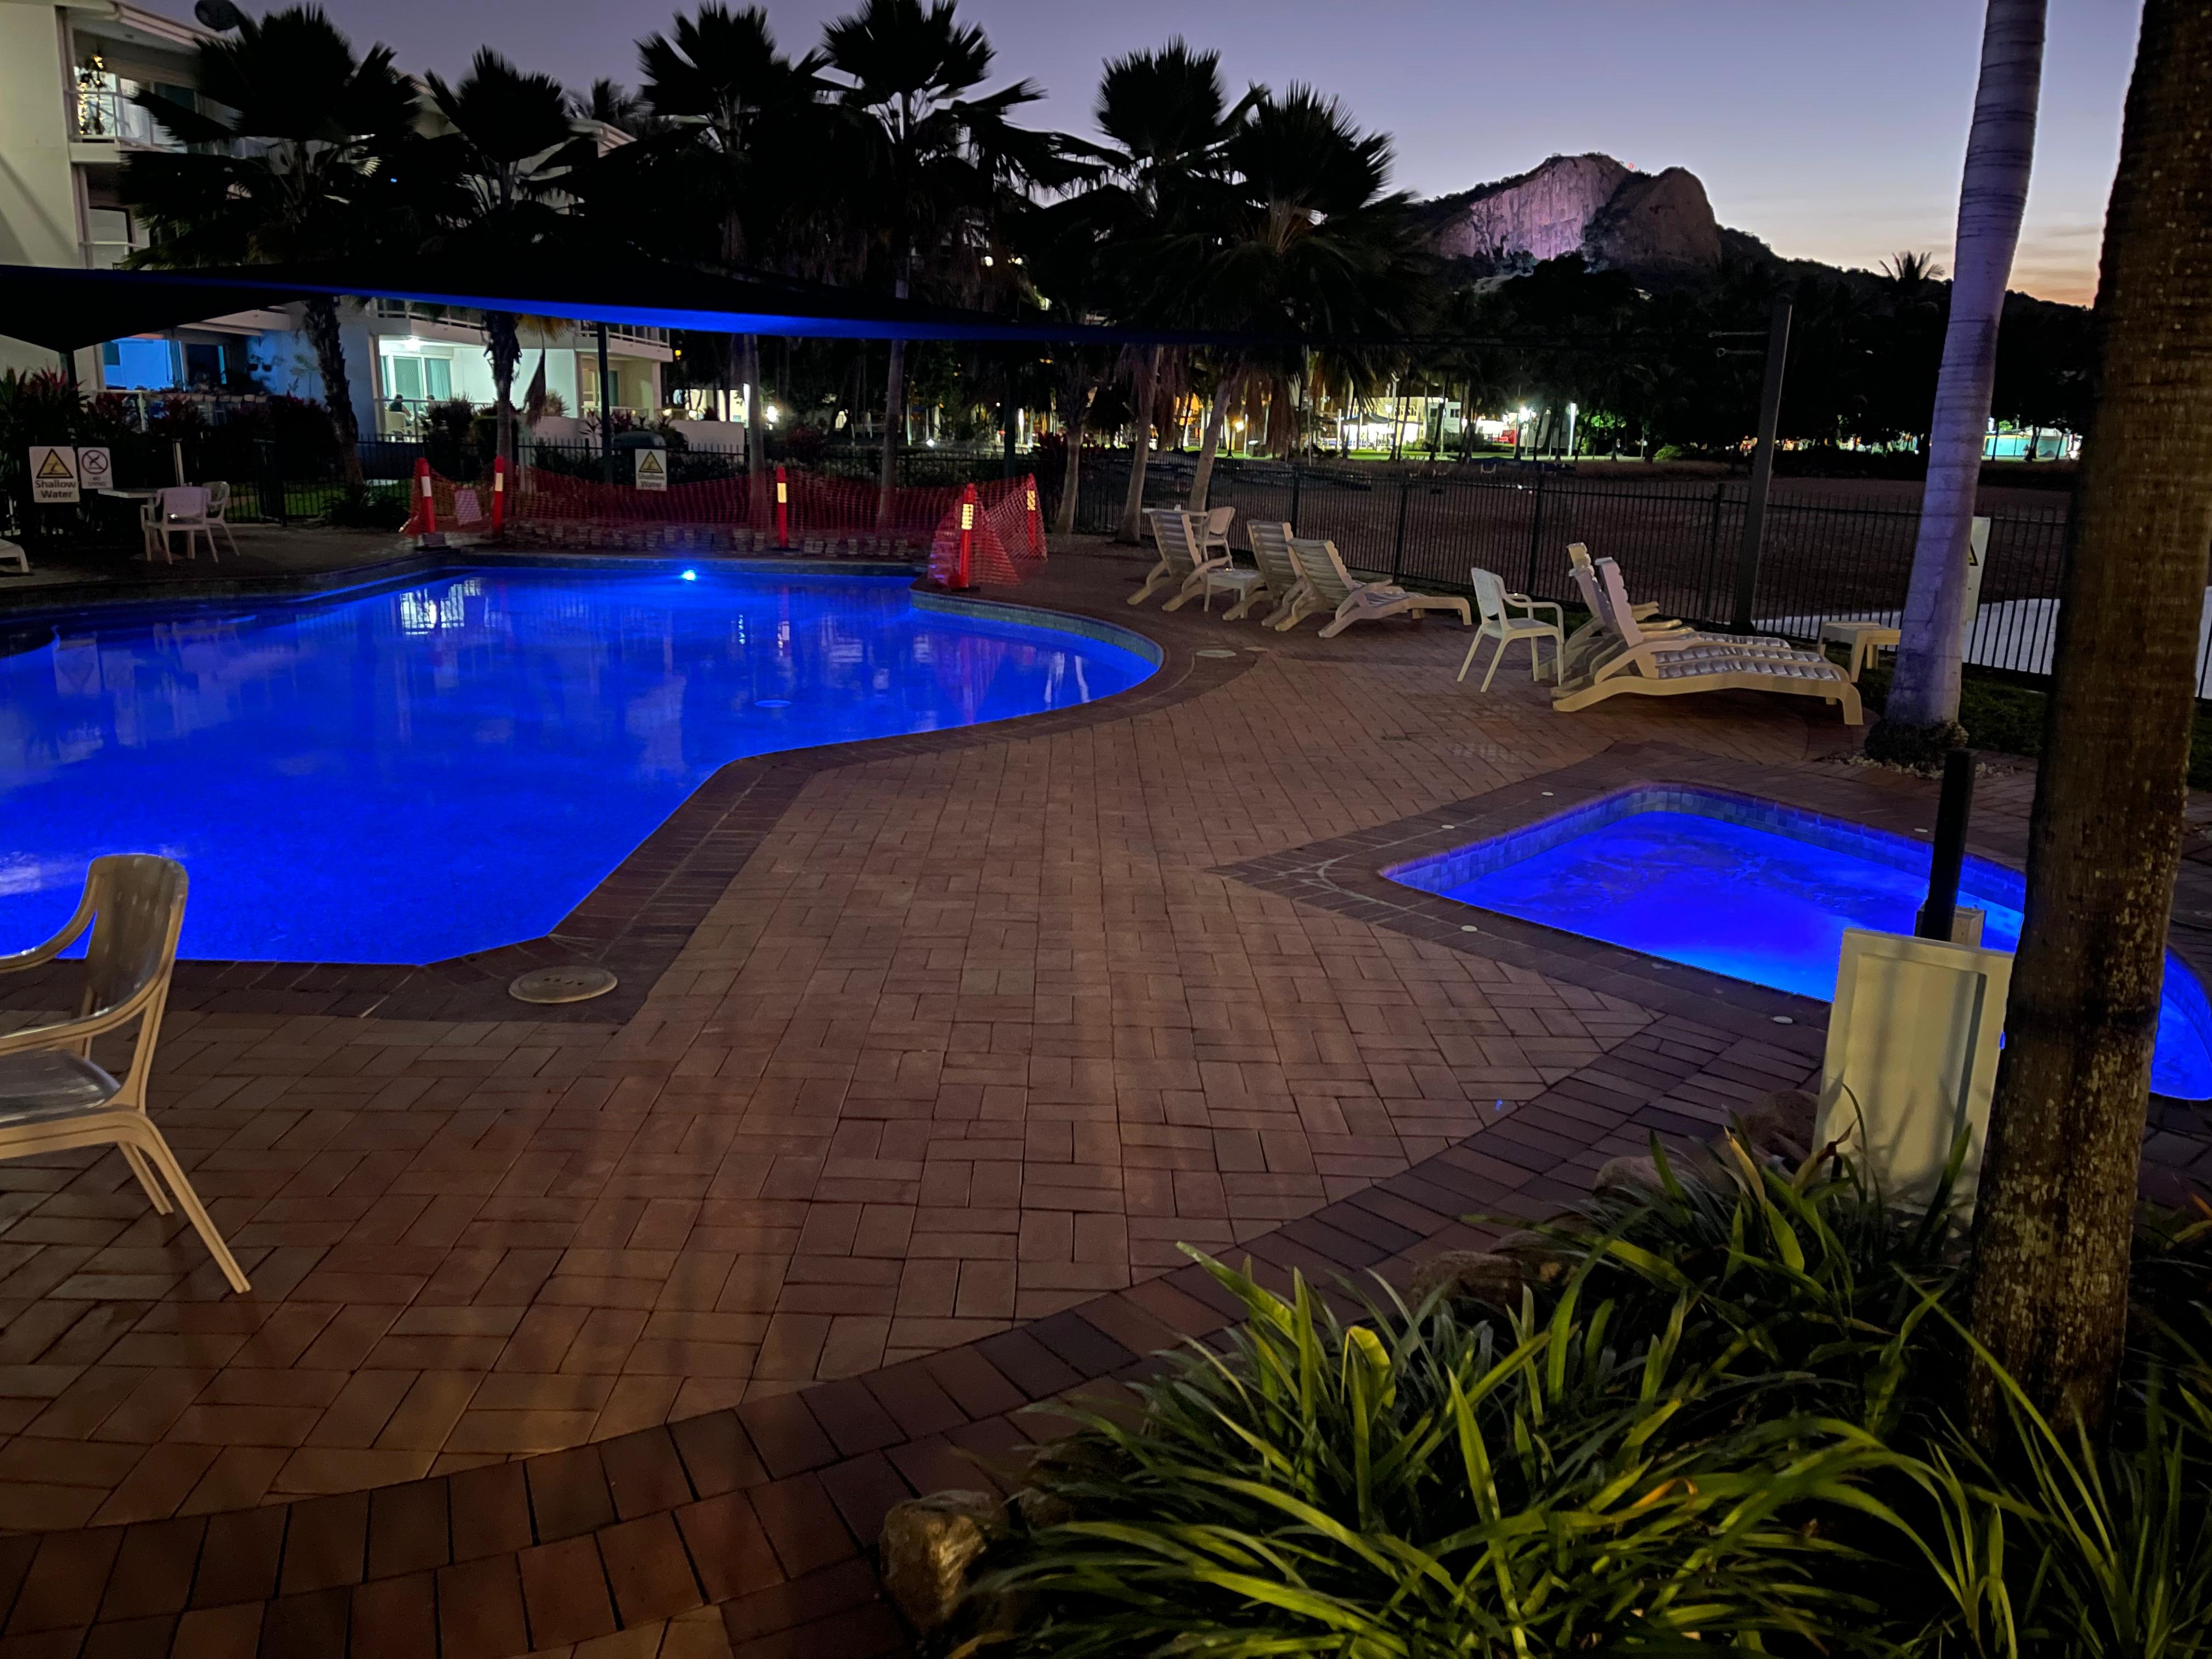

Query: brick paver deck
left=0, top=537, right=2204, bottom=1658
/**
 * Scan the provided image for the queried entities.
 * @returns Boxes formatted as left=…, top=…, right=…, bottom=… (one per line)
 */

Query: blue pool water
left=1388, top=787, right=2212, bottom=1100
left=0, top=568, right=1156, bottom=962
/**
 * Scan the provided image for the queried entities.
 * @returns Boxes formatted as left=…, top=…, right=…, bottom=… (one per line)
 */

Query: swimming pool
left=0, top=567, right=1156, bottom=963
left=1386, top=785, right=2212, bottom=1100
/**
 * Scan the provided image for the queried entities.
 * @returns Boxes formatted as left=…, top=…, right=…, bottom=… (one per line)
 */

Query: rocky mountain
left=1421, top=153, right=1735, bottom=280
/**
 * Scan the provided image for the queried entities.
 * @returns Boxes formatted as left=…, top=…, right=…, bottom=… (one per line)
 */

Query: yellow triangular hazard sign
left=637, top=452, right=664, bottom=476
left=36, top=450, right=72, bottom=479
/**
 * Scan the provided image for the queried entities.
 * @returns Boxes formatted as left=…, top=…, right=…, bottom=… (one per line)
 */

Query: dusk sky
left=162, top=0, right=2142, bottom=306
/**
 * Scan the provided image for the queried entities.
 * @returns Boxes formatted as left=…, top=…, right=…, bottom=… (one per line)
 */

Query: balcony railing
left=73, top=79, right=187, bottom=150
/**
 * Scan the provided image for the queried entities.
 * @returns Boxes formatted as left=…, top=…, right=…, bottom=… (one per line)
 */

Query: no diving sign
left=29, top=445, right=78, bottom=504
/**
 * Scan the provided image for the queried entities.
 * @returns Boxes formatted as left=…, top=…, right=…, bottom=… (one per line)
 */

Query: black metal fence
left=1048, top=453, right=2132, bottom=691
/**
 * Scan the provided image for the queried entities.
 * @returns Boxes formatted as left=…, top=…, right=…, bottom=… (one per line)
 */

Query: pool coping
left=0, top=567, right=1223, bottom=1026
left=1215, top=740, right=2212, bottom=1126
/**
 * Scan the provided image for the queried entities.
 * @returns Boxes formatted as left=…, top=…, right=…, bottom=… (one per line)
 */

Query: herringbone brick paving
left=0, top=537, right=2200, bottom=1658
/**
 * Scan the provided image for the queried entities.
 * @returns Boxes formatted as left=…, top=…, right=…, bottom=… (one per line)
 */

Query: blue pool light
left=1389, top=787, right=2212, bottom=1101
left=0, top=568, right=1154, bottom=962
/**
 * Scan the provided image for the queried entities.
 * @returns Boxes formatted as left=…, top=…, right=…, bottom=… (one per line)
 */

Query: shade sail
left=0, top=253, right=1195, bottom=354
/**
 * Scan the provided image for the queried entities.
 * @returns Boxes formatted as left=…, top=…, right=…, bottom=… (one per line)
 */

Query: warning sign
left=75, top=447, right=112, bottom=490
left=633, top=448, right=668, bottom=491
left=29, top=445, right=78, bottom=504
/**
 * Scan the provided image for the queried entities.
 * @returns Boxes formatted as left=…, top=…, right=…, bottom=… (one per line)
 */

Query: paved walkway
left=0, top=537, right=2203, bottom=1658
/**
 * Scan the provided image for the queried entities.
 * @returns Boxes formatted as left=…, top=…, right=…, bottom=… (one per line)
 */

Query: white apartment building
left=0, top=0, right=675, bottom=439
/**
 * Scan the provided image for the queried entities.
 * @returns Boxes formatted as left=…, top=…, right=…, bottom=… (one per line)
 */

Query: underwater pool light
left=681, top=569, right=698, bottom=581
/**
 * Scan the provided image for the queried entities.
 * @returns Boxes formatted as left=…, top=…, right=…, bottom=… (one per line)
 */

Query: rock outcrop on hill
left=1422, top=153, right=1730, bottom=280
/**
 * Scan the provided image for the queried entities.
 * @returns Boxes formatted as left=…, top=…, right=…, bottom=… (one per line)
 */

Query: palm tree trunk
left=1966, top=0, right=2212, bottom=1436
left=1117, top=345, right=1160, bottom=543
left=1875, top=0, right=2047, bottom=758
left=1188, top=367, right=1243, bottom=514
left=302, top=295, right=364, bottom=492
left=1053, top=380, right=1091, bottom=537
left=877, top=267, right=910, bottom=527
left=740, top=333, right=768, bottom=521
left=486, top=310, right=520, bottom=486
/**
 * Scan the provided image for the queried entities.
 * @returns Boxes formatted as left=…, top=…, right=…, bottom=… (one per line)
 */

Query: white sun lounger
left=1283, top=535, right=1471, bottom=638
left=1562, top=544, right=1801, bottom=678
left=1552, top=560, right=1863, bottom=723
left=1245, top=522, right=1310, bottom=627
left=1128, top=509, right=1230, bottom=610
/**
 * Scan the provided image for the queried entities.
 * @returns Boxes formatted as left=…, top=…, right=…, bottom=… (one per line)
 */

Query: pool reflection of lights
left=1389, top=786, right=2212, bottom=1101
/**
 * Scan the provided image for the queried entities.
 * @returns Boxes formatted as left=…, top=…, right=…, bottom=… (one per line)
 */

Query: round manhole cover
left=510, top=966, right=619, bottom=1005
left=1195, top=648, right=1238, bottom=659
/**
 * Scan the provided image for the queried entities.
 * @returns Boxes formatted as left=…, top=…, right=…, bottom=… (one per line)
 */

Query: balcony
left=73, top=74, right=188, bottom=151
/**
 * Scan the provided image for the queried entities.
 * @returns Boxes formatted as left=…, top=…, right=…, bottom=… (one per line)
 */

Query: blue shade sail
left=1388, top=788, right=2212, bottom=1102
left=0, top=569, right=1155, bottom=964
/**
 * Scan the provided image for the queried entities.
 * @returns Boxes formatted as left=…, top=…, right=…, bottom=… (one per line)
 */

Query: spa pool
left=1386, top=786, right=2212, bottom=1100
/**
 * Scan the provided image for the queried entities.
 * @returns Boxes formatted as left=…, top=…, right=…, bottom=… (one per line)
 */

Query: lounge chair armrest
left=0, top=899, right=94, bottom=975
left=1509, top=595, right=1564, bottom=624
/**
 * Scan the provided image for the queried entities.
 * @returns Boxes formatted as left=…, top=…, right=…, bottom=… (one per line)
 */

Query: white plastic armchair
left=0, top=856, right=249, bottom=1293
left=1459, top=567, right=1565, bottom=689
left=146, top=487, right=218, bottom=563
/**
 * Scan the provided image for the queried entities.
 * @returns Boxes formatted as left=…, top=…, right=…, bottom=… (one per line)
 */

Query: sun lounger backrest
left=1288, top=535, right=1352, bottom=605
left=1150, top=510, right=1204, bottom=575
left=1597, top=560, right=1648, bottom=648
left=1248, top=522, right=1299, bottom=593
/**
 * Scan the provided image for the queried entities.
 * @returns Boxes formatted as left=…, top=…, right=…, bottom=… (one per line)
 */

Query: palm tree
left=820, top=0, right=1057, bottom=522
left=422, top=49, right=592, bottom=472
left=1967, top=0, right=2212, bottom=1435
left=1079, top=42, right=1251, bottom=541
left=1870, top=0, right=2048, bottom=764
left=639, top=5, right=824, bottom=500
left=118, top=6, right=418, bottom=490
left=1175, top=87, right=1430, bottom=512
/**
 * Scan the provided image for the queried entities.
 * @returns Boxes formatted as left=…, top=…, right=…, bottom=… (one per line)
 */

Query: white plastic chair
left=0, top=538, right=26, bottom=575
left=202, top=481, right=241, bottom=557
left=1459, top=567, right=1565, bottom=689
left=0, top=856, right=249, bottom=1293
left=144, top=487, right=218, bottom=563
left=1197, top=505, right=1235, bottom=558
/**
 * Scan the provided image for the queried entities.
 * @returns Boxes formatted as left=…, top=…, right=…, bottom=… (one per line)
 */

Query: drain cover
left=1195, top=648, right=1238, bottom=659
left=510, top=966, right=618, bottom=1005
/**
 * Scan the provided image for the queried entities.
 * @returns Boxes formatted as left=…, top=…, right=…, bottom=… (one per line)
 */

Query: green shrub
left=967, top=1143, right=2212, bottom=1659
left=971, top=1252, right=1898, bottom=1656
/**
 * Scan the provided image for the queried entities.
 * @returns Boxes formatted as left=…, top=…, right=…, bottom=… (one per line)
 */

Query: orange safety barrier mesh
left=510, top=464, right=969, bottom=536
left=926, top=476, right=1047, bottom=588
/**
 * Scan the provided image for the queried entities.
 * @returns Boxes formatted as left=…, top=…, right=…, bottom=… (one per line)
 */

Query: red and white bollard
left=1023, top=475, right=1043, bottom=558
left=413, top=456, right=443, bottom=547
left=774, top=464, right=790, bottom=549
left=955, top=482, right=977, bottom=589
left=489, top=453, right=507, bottom=536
